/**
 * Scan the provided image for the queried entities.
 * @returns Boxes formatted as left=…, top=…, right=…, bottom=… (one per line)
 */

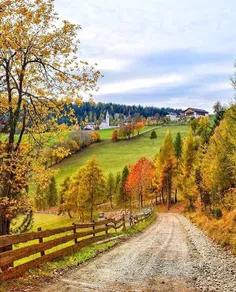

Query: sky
left=55, top=0, right=236, bottom=112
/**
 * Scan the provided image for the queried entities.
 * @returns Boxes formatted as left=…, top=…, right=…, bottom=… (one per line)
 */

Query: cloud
left=96, top=74, right=186, bottom=95
left=87, top=58, right=131, bottom=71
left=54, top=0, right=236, bottom=109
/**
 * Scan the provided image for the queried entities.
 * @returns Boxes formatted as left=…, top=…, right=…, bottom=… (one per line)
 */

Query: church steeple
left=106, top=111, right=109, bottom=127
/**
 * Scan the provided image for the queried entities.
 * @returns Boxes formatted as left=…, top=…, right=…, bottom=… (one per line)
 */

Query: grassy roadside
left=186, top=209, right=236, bottom=255
left=0, top=214, right=157, bottom=292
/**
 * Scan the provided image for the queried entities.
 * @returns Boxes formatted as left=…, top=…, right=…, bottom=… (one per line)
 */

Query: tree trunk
left=90, top=205, right=93, bottom=222
left=110, top=196, right=113, bottom=209
left=174, top=189, right=177, bottom=203
left=0, top=217, right=12, bottom=256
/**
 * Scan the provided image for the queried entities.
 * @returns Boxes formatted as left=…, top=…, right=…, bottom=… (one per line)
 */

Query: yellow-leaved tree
left=0, top=0, right=101, bottom=236
left=62, top=157, right=106, bottom=221
left=153, top=130, right=176, bottom=209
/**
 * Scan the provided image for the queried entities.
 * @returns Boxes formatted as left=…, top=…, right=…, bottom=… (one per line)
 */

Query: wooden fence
left=0, top=209, right=153, bottom=281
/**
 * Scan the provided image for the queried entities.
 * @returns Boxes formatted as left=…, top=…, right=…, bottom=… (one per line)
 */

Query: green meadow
left=53, top=125, right=188, bottom=186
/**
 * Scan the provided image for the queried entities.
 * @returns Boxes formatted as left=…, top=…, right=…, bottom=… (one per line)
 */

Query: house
left=166, top=112, right=180, bottom=121
left=84, top=122, right=95, bottom=130
left=99, top=111, right=110, bottom=129
left=184, top=108, right=209, bottom=118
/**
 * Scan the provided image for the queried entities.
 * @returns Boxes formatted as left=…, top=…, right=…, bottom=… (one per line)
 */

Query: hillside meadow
left=53, top=125, right=188, bottom=187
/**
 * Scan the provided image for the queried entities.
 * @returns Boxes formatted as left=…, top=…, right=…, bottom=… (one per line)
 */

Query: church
left=99, top=111, right=110, bottom=129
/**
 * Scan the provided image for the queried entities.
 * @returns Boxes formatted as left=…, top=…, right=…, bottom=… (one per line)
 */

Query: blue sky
left=55, top=0, right=236, bottom=112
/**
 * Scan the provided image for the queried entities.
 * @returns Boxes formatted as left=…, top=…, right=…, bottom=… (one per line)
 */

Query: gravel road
left=42, top=213, right=236, bottom=292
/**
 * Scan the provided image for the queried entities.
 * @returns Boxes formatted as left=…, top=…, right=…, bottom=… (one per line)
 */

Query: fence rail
left=0, top=209, right=153, bottom=281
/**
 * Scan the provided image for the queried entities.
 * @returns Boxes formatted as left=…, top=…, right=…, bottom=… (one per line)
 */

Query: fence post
left=92, top=220, right=95, bottom=237
left=122, top=214, right=126, bottom=231
left=37, top=227, right=45, bottom=257
left=105, top=222, right=108, bottom=235
left=72, top=223, right=78, bottom=244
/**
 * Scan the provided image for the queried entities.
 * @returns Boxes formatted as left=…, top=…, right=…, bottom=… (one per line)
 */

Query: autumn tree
left=195, top=117, right=212, bottom=143
left=58, top=176, right=71, bottom=216
left=201, top=104, right=236, bottom=206
left=0, top=0, right=101, bottom=236
left=179, top=130, right=198, bottom=209
left=47, top=176, right=58, bottom=207
left=213, top=101, right=225, bottom=128
left=135, top=122, right=144, bottom=135
left=106, top=173, right=115, bottom=208
left=174, top=132, right=183, bottom=159
left=117, top=165, right=129, bottom=205
left=154, top=131, right=176, bottom=209
left=111, top=129, right=119, bottom=142
left=125, top=158, right=154, bottom=210
left=66, top=157, right=106, bottom=221
left=34, top=185, right=48, bottom=211
left=150, top=130, right=157, bottom=145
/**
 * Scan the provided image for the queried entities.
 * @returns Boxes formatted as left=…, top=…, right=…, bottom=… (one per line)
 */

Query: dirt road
left=42, top=213, right=236, bottom=292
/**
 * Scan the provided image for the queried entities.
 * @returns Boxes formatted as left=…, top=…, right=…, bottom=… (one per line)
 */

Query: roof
left=184, top=108, right=209, bottom=113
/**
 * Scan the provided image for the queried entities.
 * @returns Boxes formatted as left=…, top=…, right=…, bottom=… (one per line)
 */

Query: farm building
left=184, top=108, right=209, bottom=118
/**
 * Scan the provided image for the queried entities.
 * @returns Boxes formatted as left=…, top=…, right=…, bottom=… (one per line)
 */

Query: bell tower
left=106, top=111, right=109, bottom=127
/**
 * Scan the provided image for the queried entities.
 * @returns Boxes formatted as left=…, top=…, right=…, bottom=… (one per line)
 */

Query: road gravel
left=42, top=213, right=236, bottom=292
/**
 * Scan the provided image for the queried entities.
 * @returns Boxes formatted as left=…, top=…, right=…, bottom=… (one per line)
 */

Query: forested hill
left=61, top=102, right=183, bottom=124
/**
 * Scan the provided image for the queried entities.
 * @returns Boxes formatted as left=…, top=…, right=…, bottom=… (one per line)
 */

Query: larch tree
left=125, top=158, right=154, bottom=210
left=47, top=176, right=58, bottom=207
left=174, top=132, right=183, bottom=159
left=0, top=0, right=101, bottom=236
left=201, top=104, right=236, bottom=205
left=179, top=130, right=198, bottom=209
left=173, top=132, right=183, bottom=202
left=154, top=131, right=176, bottom=210
left=72, top=157, right=106, bottom=221
left=106, top=172, right=115, bottom=209
left=118, top=165, right=129, bottom=205
left=58, top=176, right=71, bottom=216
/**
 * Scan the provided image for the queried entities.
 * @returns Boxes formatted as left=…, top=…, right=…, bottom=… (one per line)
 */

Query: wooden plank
left=1, top=235, right=107, bottom=281
left=115, top=217, right=124, bottom=224
left=0, top=226, right=75, bottom=249
left=0, top=227, right=108, bottom=267
left=115, top=222, right=125, bottom=229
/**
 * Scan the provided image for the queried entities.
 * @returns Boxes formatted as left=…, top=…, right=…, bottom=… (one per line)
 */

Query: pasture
left=53, top=125, right=188, bottom=186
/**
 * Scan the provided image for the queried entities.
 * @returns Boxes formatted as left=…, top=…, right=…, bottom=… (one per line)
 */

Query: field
left=96, top=125, right=158, bottom=140
left=53, top=125, right=188, bottom=186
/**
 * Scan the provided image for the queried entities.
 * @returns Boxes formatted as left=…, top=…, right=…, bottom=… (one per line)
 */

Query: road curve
left=42, top=213, right=236, bottom=292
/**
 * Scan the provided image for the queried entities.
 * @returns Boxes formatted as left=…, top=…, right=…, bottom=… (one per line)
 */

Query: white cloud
left=54, top=0, right=236, bottom=108
left=96, top=74, right=186, bottom=95
left=87, top=58, right=131, bottom=71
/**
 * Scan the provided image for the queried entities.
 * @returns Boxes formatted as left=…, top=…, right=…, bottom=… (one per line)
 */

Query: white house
left=84, top=122, right=95, bottom=130
left=166, top=112, right=180, bottom=121
left=99, top=111, right=110, bottom=129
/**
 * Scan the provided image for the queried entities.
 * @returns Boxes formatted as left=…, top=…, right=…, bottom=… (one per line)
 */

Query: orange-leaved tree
left=0, top=0, right=101, bottom=236
left=135, top=122, right=144, bottom=135
left=125, top=158, right=154, bottom=210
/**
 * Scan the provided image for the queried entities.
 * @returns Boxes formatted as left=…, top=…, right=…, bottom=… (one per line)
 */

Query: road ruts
left=41, top=213, right=236, bottom=292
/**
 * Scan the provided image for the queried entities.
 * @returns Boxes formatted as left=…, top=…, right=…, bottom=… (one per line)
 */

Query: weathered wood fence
left=133, top=208, right=154, bottom=224
left=0, top=209, right=153, bottom=281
